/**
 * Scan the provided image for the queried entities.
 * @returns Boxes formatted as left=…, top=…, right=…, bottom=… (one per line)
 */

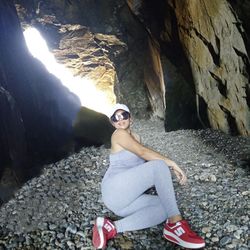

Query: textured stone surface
left=127, top=0, right=201, bottom=129
left=14, top=0, right=250, bottom=134
left=15, top=0, right=153, bottom=118
left=173, top=0, right=250, bottom=135
left=53, top=24, right=126, bottom=107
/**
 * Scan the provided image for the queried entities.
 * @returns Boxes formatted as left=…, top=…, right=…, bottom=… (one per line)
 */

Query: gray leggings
left=101, top=160, right=180, bottom=233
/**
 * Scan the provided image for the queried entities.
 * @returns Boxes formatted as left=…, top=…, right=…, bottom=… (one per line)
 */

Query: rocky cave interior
left=0, top=0, right=250, bottom=203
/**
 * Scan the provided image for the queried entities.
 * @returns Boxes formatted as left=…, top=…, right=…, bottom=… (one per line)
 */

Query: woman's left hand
left=168, top=161, right=187, bottom=185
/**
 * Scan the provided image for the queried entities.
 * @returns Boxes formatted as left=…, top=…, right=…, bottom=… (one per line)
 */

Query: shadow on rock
left=73, top=106, right=115, bottom=150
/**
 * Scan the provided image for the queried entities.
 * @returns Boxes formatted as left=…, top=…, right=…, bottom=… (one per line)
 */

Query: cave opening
left=23, top=27, right=114, bottom=116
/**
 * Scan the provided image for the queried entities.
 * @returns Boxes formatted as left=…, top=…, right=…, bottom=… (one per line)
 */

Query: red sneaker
left=163, top=220, right=205, bottom=249
left=92, top=217, right=117, bottom=249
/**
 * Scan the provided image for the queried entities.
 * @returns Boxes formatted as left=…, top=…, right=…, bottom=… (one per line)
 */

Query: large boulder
left=73, top=107, right=114, bottom=149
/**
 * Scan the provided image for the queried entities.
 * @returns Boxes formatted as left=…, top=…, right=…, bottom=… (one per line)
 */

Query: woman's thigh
left=116, top=193, right=165, bottom=217
left=101, top=160, right=165, bottom=211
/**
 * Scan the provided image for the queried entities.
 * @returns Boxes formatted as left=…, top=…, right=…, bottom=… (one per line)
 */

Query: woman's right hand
left=168, top=160, right=187, bottom=185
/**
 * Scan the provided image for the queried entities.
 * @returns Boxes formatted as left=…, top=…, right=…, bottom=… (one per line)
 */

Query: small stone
left=199, top=174, right=207, bottom=181
left=202, top=227, right=211, bottom=233
left=206, top=232, right=211, bottom=238
left=240, top=216, right=249, bottom=223
left=194, top=175, right=199, bottom=181
left=227, top=243, right=237, bottom=249
left=18, top=195, right=24, bottom=200
left=210, top=174, right=217, bottom=182
left=234, top=229, right=243, bottom=239
left=76, top=231, right=85, bottom=237
left=242, top=191, right=250, bottom=196
left=226, top=224, right=238, bottom=232
left=234, top=168, right=245, bottom=176
left=16, top=235, right=25, bottom=243
left=57, top=233, right=64, bottom=239
left=39, top=222, right=48, bottom=230
left=66, top=240, right=75, bottom=248
left=211, top=237, right=219, bottom=242
left=210, top=220, right=217, bottom=225
left=240, top=225, right=249, bottom=232
left=48, top=224, right=57, bottom=230
left=66, top=224, right=77, bottom=234
left=220, top=236, right=232, bottom=246
left=76, top=242, right=84, bottom=248
left=238, top=247, right=249, bottom=250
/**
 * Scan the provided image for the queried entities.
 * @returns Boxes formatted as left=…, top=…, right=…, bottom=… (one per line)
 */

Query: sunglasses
left=111, top=111, right=130, bottom=123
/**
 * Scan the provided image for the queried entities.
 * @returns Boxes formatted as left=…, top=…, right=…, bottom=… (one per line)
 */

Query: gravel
left=0, top=118, right=249, bottom=250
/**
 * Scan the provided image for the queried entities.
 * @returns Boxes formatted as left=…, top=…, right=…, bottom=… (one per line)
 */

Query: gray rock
left=220, top=236, right=232, bottom=246
left=66, top=225, right=77, bottom=235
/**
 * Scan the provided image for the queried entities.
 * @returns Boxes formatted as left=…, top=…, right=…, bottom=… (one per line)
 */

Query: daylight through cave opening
left=23, top=27, right=113, bottom=116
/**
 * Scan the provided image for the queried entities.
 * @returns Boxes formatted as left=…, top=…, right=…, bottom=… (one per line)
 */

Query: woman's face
left=111, top=109, right=131, bottom=129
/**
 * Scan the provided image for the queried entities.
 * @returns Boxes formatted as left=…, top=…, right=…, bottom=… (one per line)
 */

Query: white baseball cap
left=108, top=103, right=130, bottom=119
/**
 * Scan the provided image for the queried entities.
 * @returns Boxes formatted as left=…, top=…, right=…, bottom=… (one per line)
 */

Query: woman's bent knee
left=151, top=160, right=171, bottom=175
left=102, top=200, right=126, bottom=217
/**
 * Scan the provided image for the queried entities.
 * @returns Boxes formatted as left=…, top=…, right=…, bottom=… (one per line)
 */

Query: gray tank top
left=102, top=149, right=145, bottom=181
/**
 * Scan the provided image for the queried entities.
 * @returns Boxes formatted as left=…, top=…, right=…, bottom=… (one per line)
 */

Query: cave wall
left=13, top=0, right=250, bottom=135
left=172, top=0, right=250, bottom=135
left=14, top=0, right=153, bottom=118
left=228, top=0, right=250, bottom=56
left=14, top=0, right=199, bottom=124
left=0, top=0, right=81, bottom=183
left=127, top=0, right=250, bottom=134
left=127, top=0, right=201, bottom=129
left=0, top=0, right=116, bottom=195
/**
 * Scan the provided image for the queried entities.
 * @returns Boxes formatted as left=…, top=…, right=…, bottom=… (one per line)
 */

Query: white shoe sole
left=96, top=217, right=105, bottom=249
left=164, top=229, right=205, bottom=249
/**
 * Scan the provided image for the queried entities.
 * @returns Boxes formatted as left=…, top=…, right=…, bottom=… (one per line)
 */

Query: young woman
left=92, top=103, right=205, bottom=249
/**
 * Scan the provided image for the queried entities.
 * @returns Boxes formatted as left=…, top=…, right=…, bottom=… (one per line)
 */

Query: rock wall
left=13, top=0, right=250, bottom=134
left=0, top=0, right=80, bottom=182
left=127, top=0, right=201, bottom=129
left=14, top=0, right=153, bottom=118
left=127, top=0, right=250, bottom=134
left=0, top=0, right=114, bottom=200
left=172, top=0, right=250, bottom=135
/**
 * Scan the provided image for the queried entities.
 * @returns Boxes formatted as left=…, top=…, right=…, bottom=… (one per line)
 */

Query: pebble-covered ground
left=0, top=118, right=249, bottom=250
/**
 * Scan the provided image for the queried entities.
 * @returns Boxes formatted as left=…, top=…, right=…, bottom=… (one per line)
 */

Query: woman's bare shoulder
left=111, top=129, right=127, bottom=152
left=112, top=128, right=129, bottom=137
left=111, top=129, right=127, bottom=143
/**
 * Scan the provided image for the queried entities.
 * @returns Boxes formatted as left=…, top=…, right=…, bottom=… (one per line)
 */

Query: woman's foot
left=163, top=220, right=205, bottom=249
left=92, top=217, right=117, bottom=249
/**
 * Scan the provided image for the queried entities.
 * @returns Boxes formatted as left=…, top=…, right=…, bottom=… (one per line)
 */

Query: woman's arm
left=131, top=131, right=141, bottom=143
left=113, top=129, right=173, bottom=163
left=112, top=129, right=187, bottom=185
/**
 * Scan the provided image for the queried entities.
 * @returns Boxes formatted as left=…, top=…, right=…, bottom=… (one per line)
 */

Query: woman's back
left=102, top=149, right=145, bottom=182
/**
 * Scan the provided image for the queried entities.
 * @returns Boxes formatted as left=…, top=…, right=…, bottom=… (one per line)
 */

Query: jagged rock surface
left=13, top=0, right=250, bottom=134
left=173, top=0, right=250, bottom=135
